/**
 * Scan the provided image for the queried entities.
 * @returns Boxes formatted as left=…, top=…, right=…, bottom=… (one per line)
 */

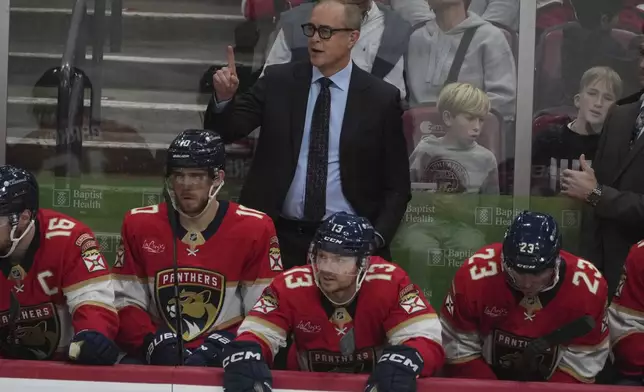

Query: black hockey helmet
left=502, top=211, right=561, bottom=274
left=0, top=165, right=39, bottom=221
left=310, top=212, right=375, bottom=306
left=166, top=129, right=226, bottom=177
left=0, top=166, right=39, bottom=258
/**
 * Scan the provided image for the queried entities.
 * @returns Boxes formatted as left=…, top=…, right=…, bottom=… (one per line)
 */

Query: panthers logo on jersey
left=0, top=303, right=61, bottom=360
left=155, top=267, right=225, bottom=342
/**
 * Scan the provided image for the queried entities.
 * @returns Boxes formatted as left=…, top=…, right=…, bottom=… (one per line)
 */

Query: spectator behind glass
left=405, top=0, right=516, bottom=119
left=410, top=82, right=498, bottom=194
left=399, top=83, right=495, bottom=291
left=393, top=0, right=519, bottom=32
left=264, top=0, right=414, bottom=98
left=532, top=66, right=622, bottom=196
left=559, top=0, right=637, bottom=106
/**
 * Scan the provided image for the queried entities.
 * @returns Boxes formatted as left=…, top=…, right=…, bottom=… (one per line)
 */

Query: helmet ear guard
left=0, top=166, right=39, bottom=258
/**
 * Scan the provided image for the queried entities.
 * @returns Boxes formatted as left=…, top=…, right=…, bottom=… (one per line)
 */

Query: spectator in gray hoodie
left=394, top=0, right=519, bottom=31
left=405, top=0, right=517, bottom=119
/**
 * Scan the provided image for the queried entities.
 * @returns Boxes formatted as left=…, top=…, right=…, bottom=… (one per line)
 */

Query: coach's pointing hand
left=213, top=46, right=240, bottom=102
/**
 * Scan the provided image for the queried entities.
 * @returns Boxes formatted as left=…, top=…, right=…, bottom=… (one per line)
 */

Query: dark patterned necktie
left=303, top=77, right=332, bottom=221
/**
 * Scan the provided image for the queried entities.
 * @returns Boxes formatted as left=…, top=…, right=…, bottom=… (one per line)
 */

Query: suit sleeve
left=440, top=269, right=497, bottom=380
left=592, top=107, right=644, bottom=223
left=551, top=272, right=610, bottom=383
left=382, top=270, right=444, bottom=377
left=376, top=91, right=411, bottom=245
left=609, top=241, right=644, bottom=377
left=594, top=185, right=644, bottom=224
left=203, top=67, right=268, bottom=143
left=236, top=273, right=294, bottom=366
left=240, top=216, right=283, bottom=315
left=63, top=230, right=119, bottom=340
left=112, top=217, right=157, bottom=355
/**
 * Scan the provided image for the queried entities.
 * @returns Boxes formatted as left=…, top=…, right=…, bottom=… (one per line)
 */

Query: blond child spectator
left=410, top=82, right=498, bottom=195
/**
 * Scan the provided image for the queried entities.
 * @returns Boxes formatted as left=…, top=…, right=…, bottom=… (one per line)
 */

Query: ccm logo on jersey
left=378, top=352, right=421, bottom=373
left=398, top=285, right=427, bottom=314
left=81, top=249, right=107, bottom=273
left=222, top=351, right=261, bottom=368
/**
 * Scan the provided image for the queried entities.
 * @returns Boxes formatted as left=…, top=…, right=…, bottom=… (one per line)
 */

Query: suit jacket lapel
left=340, top=64, right=370, bottom=157
left=291, top=62, right=313, bottom=161
left=610, top=103, right=642, bottom=184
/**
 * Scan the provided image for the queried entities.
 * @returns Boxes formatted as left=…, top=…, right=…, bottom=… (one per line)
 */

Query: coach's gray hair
left=314, top=0, right=363, bottom=31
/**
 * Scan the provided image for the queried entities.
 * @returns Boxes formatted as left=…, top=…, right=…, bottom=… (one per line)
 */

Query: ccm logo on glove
left=378, top=352, right=422, bottom=373
left=223, top=351, right=262, bottom=368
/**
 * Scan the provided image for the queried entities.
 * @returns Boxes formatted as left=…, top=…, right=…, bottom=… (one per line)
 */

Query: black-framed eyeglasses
left=301, top=23, right=354, bottom=40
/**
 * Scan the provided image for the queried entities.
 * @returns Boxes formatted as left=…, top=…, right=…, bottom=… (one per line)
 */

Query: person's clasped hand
left=561, top=154, right=598, bottom=201
left=213, top=45, right=240, bottom=102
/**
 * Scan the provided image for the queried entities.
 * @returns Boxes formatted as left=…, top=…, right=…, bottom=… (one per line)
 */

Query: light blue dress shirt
left=281, top=62, right=356, bottom=220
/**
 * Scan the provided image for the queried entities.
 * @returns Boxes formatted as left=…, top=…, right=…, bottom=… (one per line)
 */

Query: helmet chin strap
left=168, top=180, right=224, bottom=220
left=0, top=219, right=35, bottom=259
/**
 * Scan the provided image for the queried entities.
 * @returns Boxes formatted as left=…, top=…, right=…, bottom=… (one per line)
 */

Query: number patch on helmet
left=518, top=242, right=536, bottom=254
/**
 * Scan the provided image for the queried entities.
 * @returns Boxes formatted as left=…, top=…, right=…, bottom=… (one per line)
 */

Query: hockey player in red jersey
left=441, top=211, right=609, bottom=383
left=0, top=165, right=119, bottom=364
left=112, top=129, right=282, bottom=366
left=608, top=239, right=644, bottom=386
left=221, top=212, right=444, bottom=392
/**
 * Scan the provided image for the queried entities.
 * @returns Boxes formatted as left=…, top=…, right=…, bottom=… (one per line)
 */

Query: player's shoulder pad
left=270, top=265, right=315, bottom=293
left=123, top=202, right=165, bottom=225
left=625, top=239, right=644, bottom=275
left=40, top=209, right=109, bottom=274
left=229, top=202, right=275, bottom=230
left=40, top=208, right=92, bottom=242
left=453, top=243, right=503, bottom=280
left=560, top=251, right=608, bottom=304
left=366, top=257, right=407, bottom=282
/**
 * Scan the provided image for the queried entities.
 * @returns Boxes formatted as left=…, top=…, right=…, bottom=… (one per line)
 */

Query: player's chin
left=178, top=201, right=206, bottom=215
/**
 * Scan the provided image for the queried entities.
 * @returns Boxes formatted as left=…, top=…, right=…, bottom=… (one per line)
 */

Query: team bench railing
left=0, top=360, right=636, bottom=392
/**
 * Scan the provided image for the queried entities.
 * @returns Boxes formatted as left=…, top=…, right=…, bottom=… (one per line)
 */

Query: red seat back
left=402, top=106, right=504, bottom=162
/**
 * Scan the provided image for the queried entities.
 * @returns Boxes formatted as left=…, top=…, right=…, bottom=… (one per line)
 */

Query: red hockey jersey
left=112, top=201, right=282, bottom=354
left=609, top=239, right=644, bottom=377
left=0, top=209, right=118, bottom=360
left=440, top=243, right=608, bottom=383
left=236, top=260, right=444, bottom=376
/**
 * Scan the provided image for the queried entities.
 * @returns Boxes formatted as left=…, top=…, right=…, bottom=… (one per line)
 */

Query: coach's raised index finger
left=226, top=45, right=237, bottom=76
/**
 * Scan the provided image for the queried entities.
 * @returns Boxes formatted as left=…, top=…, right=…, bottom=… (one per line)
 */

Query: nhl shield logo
left=0, top=303, right=61, bottom=360
left=155, top=267, right=225, bottom=342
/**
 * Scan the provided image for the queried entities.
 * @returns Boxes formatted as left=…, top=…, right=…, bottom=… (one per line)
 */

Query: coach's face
left=307, top=2, right=359, bottom=73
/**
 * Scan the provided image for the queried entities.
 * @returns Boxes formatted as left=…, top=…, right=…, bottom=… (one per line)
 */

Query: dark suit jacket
left=581, top=101, right=644, bottom=299
left=203, top=61, right=411, bottom=247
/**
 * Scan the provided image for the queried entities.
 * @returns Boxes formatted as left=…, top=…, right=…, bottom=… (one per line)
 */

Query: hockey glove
left=144, top=330, right=191, bottom=366
left=365, top=345, right=424, bottom=392
left=69, top=330, right=120, bottom=365
left=222, top=341, right=272, bottom=392
left=185, top=330, right=235, bottom=367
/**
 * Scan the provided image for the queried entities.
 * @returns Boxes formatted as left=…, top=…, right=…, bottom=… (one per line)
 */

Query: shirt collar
left=311, top=61, right=352, bottom=91
left=364, top=1, right=382, bottom=24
